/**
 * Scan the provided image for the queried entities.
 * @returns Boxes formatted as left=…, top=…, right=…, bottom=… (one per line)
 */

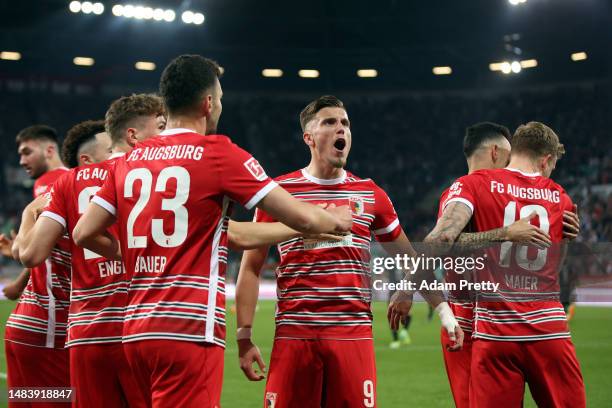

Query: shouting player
left=428, top=122, right=586, bottom=407
left=5, top=125, right=71, bottom=403
left=236, top=95, right=463, bottom=408
left=72, top=55, right=352, bottom=408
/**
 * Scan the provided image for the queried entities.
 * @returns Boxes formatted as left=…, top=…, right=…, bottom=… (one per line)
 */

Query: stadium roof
left=1, top=0, right=610, bottom=92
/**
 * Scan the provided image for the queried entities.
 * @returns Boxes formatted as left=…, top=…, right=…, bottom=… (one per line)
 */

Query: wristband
left=435, top=302, right=458, bottom=332
left=236, top=327, right=252, bottom=340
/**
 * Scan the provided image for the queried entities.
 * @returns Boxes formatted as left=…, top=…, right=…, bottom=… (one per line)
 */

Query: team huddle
left=1, top=54, right=586, bottom=407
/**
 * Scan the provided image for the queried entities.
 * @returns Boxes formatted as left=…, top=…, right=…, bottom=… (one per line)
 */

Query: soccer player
left=4, top=125, right=71, bottom=404
left=235, top=95, right=463, bottom=408
left=72, top=55, right=352, bottom=408
left=15, top=100, right=163, bottom=408
left=428, top=122, right=586, bottom=407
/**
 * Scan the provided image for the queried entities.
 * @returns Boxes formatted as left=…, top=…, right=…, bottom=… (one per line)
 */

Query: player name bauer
left=126, top=144, right=204, bottom=162
left=490, top=181, right=560, bottom=203
left=134, top=256, right=167, bottom=273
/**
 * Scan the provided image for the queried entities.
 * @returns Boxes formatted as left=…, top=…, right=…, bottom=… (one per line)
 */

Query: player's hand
left=325, top=204, right=352, bottom=233
left=445, top=324, right=464, bottom=352
left=562, top=205, right=580, bottom=240
left=3, top=280, right=24, bottom=301
left=0, top=230, right=16, bottom=259
left=238, top=339, right=266, bottom=381
left=505, top=212, right=551, bottom=248
left=387, top=290, right=413, bottom=331
left=28, top=193, right=51, bottom=219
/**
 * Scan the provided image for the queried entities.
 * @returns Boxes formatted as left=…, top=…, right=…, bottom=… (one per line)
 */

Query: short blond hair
left=511, top=121, right=565, bottom=159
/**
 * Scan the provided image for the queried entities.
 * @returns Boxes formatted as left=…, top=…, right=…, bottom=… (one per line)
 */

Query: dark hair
left=62, top=120, right=106, bottom=168
left=105, top=94, right=165, bottom=144
left=512, top=121, right=565, bottom=159
left=159, top=55, right=222, bottom=115
left=299, top=95, right=345, bottom=132
left=15, top=124, right=58, bottom=145
left=463, top=122, right=511, bottom=158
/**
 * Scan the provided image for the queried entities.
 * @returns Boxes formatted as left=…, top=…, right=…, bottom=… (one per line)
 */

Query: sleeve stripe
left=91, top=196, right=117, bottom=216
left=373, top=218, right=400, bottom=235
left=40, top=211, right=66, bottom=229
left=244, top=181, right=278, bottom=210
left=443, top=197, right=474, bottom=214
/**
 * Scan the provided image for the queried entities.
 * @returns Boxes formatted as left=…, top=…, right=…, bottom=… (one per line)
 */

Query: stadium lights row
left=508, top=0, right=527, bottom=5
left=69, top=1, right=104, bottom=15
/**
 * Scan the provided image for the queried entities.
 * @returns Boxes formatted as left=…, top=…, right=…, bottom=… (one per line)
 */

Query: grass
left=0, top=301, right=609, bottom=407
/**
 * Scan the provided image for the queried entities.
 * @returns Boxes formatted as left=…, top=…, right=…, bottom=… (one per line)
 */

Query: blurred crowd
left=1, top=82, right=611, bottom=272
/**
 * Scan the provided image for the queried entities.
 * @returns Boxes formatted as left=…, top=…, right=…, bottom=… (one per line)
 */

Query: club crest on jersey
left=265, top=392, right=277, bottom=408
left=349, top=197, right=364, bottom=216
left=244, top=157, right=268, bottom=181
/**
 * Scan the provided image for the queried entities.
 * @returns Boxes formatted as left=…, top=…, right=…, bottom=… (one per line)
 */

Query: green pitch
left=0, top=300, right=609, bottom=407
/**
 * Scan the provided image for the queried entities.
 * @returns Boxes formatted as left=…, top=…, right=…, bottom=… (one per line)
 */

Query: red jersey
left=437, top=187, right=475, bottom=334
left=41, top=154, right=126, bottom=347
left=256, top=168, right=402, bottom=340
left=6, top=167, right=71, bottom=348
left=442, top=167, right=573, bottom=341
left=93, top=128, right=277, bottom=347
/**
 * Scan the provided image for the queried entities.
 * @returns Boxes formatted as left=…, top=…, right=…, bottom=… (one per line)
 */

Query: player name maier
left=490, top=181, right=560, bottom=203
left=373, top=279, right=500, bottom=292
left=126, top=145, right=204, bottom=162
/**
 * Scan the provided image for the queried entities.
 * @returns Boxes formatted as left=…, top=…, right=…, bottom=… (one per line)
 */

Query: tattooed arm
left=424, top=202, right=473, bottom=251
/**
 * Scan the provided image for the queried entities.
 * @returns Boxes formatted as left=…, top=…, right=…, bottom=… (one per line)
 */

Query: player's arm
left=257, top=187, right=352, bottom=235
left=72, top=203, right=121, bottom=261
left=383, top=230, right=464, bottom=350
left=18, top=217, right=64, bottom=268
left=227, top=220, right=341, bottom=250
left=11, top=194, right=50, bottom=262
left=235, top=246, right=270, bottom=381
left=2, top=269, right=30, bottom=301
left=424, top=201, right=473, bottom=248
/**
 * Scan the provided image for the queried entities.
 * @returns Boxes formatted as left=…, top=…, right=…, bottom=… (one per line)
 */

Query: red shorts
left=5, top=339, right=70, bottom=408
left=470, top=338, right=585, bottom=408
left=441, top=329, right=472, bottom=408
left=264, top=338, right=377, bottom=408
left=70, top=343, right=147, bottom=408
left=123, top=340, right=224, bottom=408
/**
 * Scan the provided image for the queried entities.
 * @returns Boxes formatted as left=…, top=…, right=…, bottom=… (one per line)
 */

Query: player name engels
left=490, top=181, right=561, bottom=203
left=373, top=279, right=500, bottom=292
left=126, top=144, right=204, bottom=162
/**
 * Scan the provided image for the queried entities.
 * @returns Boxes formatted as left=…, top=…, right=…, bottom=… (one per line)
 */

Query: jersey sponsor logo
left=303, top=233, right=353, bottom=250
left=265, top=392, right=277, bottom=408
left=350, top=196, right=364, bottom=216
left=244, top=157, right=268, bottom=181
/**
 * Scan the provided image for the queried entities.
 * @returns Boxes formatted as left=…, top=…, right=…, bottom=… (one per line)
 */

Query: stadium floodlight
left=510, top=61, right=522, bottom=73
left=142, top=7, right=154, bottom=19
left=92, top=2, right=104, bottom=15
left=193, top=13, right=205, bottom=25
left=262, top=69, right=283, bottom=78
left=357, top=69, right=378, bottom=78
left=520, top=59, right=538, bottom=68
left=122, top=4, right=135, bottom=18
left=0, top=51, right=22, bottom=61
left=432, top=66, right=452, bottom=75
left=509, top=0, right=527, bottom=5
left=134, top=6, right=145, bottom=19
left=135, top=61, right=156, bottom=71
left=501, top=62, right=512, bottom=74
left=81, top=1, right=94, bottom=14
left=112, top=4, right=123, bottom=16
left=69, top=1, right=81, bottom=13
left=153, top=8, right=164, bottom=21
left=298, top=69, right=320, bottom=78
left=489, top=62, right=504, bottom=71
left=73, top=56, right=95, bottom=66
left=163, top=9, right=175, bottom=22
left=571, top=52, right=587, bottom=61
left=182, top=11, right=194, bottom=24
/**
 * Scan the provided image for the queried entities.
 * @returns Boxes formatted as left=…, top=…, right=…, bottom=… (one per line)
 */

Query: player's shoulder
left=274, top=169, right=309, bottom=183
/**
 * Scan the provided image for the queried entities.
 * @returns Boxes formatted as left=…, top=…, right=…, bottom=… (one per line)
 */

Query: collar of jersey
left=159, top=128, right=198, bottom=136
left=108, top=152, right=125, bottom=159
left=505, top=167, right=541, bottom=177
left=301, top=168, right=347, bottom=185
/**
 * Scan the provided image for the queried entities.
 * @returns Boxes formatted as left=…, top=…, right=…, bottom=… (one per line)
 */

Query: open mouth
left=333, top=138, right=346, bottom=151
